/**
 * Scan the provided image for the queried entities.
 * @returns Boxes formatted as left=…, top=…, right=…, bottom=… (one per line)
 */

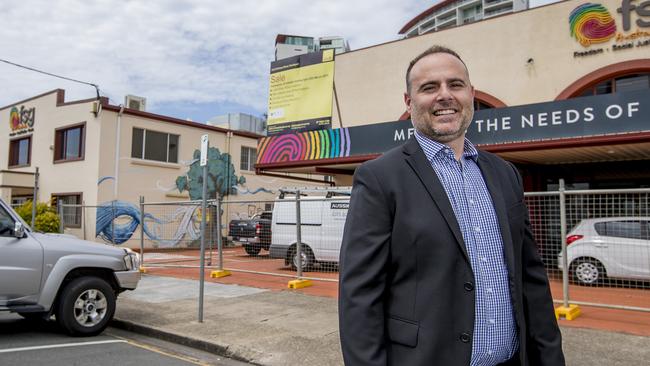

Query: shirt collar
left=413, top=129, right=479, bottom=162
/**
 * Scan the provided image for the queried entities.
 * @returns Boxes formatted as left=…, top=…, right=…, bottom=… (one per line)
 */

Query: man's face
left=404, top=53, right=475, bottom=144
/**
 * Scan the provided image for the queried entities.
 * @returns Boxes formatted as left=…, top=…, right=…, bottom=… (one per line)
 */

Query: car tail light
left=256, top=223, right=261, bottom=235
left=566, top=235, right=583, bottom=245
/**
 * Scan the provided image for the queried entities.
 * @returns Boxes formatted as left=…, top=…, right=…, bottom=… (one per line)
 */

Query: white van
left=269, top=188, right=350, bottom=271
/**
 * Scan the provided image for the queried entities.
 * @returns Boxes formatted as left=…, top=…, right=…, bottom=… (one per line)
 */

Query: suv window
left=0, top=206, right=15, bottom=237
left=595, top=220, right=649, bottom=240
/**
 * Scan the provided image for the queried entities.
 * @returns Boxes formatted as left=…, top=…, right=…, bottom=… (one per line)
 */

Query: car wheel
left=571, top=258, right=606, bottom=285
left=56, top=276, right=116, bottom=336
left=243, top=243, right=262, bottom=256
left=289, top=244, right=314, bottom=271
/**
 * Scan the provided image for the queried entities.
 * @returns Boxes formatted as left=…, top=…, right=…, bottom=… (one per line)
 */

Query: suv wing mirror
left=14, top=221, right=25, bottom=238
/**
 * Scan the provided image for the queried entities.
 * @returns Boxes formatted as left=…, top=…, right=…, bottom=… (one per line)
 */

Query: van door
left=320, top=200, right=349, bottom=262
left=0, top=204, right=43, bottom=304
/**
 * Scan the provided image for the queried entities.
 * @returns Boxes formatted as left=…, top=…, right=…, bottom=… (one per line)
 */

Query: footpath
left=113, top=275, right=650, bottom=366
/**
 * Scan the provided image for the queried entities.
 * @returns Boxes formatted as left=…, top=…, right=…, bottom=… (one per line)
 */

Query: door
left=600, top=220, right=650, bottom=279
left=320, top=200, right=349, bottom=262
left=0, top=204, right=43, bottom=304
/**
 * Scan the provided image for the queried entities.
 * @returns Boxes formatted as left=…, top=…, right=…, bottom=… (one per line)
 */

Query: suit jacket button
left=464, top=282, right=474, bottom=291
left=460, top=333, right=471, bottom=343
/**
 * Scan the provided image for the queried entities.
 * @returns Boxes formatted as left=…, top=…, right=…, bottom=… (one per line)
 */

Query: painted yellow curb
left=555, top=304, right=581, bottom=321
left=210, top=270, right=232, bottom=278
left=139, top=266, right=148, bottom=273
left=288, top=279, right=313, bottom=289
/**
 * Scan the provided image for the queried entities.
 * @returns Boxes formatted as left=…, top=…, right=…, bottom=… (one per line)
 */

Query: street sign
left=200, top=134, right=209, bottom=166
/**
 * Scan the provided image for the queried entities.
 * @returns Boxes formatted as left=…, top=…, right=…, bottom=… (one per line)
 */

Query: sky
left=1, top=0, right=560, bottom=123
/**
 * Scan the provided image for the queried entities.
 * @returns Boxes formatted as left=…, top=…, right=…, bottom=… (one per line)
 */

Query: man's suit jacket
left=339, top=138, right=564, bottom=366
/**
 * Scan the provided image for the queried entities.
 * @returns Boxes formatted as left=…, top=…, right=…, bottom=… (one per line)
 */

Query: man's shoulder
left=359, top=143, right=407, bottom=171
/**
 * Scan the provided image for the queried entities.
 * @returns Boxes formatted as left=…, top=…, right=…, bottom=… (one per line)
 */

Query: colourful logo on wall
left=569, top=3, right=617, bottom=46
left=9, top=107, right=20, bottom=130
left=257, top=128, right=351, bottom=164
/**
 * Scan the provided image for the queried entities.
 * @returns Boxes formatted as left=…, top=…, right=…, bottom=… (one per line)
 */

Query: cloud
left=0, top=0, right=428, bottom=117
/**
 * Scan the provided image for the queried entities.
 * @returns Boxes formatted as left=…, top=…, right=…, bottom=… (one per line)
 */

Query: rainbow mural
left=569, top=3, right=616, bottom=47
left=257, top=128, right=351, bottom=164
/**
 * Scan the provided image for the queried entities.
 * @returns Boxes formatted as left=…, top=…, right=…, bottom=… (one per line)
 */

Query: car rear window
left=595, top=221, right=648, bottom=240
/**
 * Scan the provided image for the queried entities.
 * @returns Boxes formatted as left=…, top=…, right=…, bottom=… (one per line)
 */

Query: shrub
left=14, top=201, right=61, bottom=233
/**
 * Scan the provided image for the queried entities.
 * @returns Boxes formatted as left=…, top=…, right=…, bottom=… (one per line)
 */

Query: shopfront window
left=51, top=193, right=82, bottom=228
left=576, top=73, right=649, bottom=97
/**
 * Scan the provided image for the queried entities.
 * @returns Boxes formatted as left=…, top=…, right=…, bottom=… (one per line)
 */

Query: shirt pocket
left=386, top=315, right=419, bottom=347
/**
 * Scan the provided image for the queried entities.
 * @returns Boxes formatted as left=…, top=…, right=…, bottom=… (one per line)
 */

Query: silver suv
left=0, top=198, right=140, bottom=336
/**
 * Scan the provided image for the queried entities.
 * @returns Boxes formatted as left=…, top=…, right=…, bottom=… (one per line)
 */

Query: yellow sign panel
left=267, top=50, right=335, bottom=135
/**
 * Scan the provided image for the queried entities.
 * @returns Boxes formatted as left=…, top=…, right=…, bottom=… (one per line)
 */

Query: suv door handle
left=594, top=244, right=608, bottom=248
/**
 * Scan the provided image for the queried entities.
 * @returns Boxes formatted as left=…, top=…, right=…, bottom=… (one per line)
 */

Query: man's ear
left=404, top=92, right=412, bottom=113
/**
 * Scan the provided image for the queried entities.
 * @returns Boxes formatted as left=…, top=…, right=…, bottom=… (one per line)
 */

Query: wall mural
left=95, top=147, right=258, bottom=247
left=256, top=128, right=351, bottom=164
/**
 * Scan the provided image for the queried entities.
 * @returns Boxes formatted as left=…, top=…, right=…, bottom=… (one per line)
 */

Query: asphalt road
left=0, top=313, right=249, bottom=366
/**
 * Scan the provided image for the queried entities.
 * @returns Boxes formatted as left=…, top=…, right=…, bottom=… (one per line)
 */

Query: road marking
left=108, top=333, right=208, bottom=366
left=0, top=339, right=127, bottom=354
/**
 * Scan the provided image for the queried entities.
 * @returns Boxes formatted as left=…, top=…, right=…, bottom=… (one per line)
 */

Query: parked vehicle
left=228, top=211, right=272, bottom=256
left=558, top=217, right=650, bottom=285
left=269, top=188, right=350, bottom=271
left=0, top=197, right=141, bottom=336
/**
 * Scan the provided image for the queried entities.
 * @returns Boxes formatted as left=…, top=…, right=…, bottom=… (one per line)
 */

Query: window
left=575, top=73, right=649, bottom=97
left=131, top=128, right=179, bottom=163
left=8, top=136, right=31, bottom=167
left=595, top=220, right=649, bottom=240
left=51, top=193, right=82, bottom=228
left=0, top=205, right=15, bottom=237
left=240, top=146, right=257, bottom=171
left=54, top=123, right=85, bottom=162
left=474, top=100, right=494, bottom=111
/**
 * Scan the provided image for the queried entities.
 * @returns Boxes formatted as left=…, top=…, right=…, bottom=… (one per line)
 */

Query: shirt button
left=488, top=350, right=494, bottom=355
left=469, top=199, right=475, bottom=204
left=486, top=288, right=493, bottom=294
left=481, top=256, right=488, bottom=262
left=464, top=282, right=474, bottom=291
left=488, top=319, right=496, bottom=324
left=459, top=333, right=471, bottom=343
left=474, top=226, right=481, bottom=232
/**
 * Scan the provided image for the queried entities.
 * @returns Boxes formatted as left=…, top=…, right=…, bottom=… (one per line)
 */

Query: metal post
left=139, top=196, right=145, bottom=268
left=58, top=199, right=64, bottom=234
left=216, top=194, right=224, bottom=271
left=559, top=179, right=569, bottom=308
left=111, top=200, right=116, bottom=244
left=198, top=163, right=208, bottom=323
left=31, top=167, right=39, bottom=228
left=295, top=190, right=303, bottom=278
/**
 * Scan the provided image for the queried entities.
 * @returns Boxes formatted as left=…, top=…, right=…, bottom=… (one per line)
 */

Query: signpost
left=198, top=134, right=208, bottom=323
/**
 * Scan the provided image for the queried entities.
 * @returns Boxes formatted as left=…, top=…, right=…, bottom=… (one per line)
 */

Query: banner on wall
left=266, top=50, right=335, bottom=136
left=256, top=89, right=650, bottom=164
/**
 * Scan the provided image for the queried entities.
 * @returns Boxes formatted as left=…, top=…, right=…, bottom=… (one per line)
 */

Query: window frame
left=131, top=127, right=180, bottom=164
left=8, top=135, right=32, bottom=168
left=53, top=122, right=86, bottom=164
left=51, top=192, right=83, bottom=229
left=240, top=146, right=257, bottom=171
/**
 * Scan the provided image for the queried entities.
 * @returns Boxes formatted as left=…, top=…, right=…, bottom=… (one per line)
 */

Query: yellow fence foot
left=288, top=279, right=313, bottom=289
left=139, top=267, right=148, bottom=273
left=555, top=304, right=582, bottom=321
left=210, top=270, right=232, bottom=278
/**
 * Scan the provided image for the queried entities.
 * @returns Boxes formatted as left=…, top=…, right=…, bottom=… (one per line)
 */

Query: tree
left=14, top=201, right=61, bottom=233
left=175, top=147, right=246, bottom=200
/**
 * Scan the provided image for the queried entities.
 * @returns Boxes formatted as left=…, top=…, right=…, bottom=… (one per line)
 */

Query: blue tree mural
left=175, top=147, right=246, bottom=199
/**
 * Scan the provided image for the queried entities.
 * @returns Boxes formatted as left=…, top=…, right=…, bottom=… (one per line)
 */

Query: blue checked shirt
left=414, top=130, right=518, bottom=366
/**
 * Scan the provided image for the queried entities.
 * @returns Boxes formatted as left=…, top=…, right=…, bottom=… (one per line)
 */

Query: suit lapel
left=476, top=153, right=516, bottom=275
left=402, top=139, right=469, bottom=262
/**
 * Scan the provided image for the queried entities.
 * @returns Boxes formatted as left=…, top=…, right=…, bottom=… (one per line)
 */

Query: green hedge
left=14, top=201, right=61, bottom=233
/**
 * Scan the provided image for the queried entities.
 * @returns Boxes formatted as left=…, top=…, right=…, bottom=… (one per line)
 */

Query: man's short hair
left=405, top=45, right=468, bottom=93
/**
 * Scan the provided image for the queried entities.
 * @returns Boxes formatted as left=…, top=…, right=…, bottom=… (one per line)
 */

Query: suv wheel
left=56, top=276, right=116, bottom=336
left=243, top=243, right=262, bottom=256
left=572, top=258, right=605, bottom=285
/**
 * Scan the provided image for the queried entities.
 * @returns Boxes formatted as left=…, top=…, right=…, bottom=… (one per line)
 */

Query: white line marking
left=0, top=339, right=127, bottom=354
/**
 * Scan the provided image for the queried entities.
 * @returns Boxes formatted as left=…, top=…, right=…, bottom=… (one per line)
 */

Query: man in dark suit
left=338, top=45, right=564, bottom=366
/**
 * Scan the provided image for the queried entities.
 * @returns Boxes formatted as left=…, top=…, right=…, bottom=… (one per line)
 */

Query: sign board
left=267, top=50, right=335, bottom=135
left=200, top=134, right=209, bottom=166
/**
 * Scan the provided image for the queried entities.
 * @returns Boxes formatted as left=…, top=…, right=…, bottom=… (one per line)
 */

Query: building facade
left=256, top=0, right=650, bottom=192
left=1, top=89, right=328, bottom=247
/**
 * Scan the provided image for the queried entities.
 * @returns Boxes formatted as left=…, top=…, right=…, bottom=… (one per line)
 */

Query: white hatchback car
left=558, top=217, right=650, bottom=285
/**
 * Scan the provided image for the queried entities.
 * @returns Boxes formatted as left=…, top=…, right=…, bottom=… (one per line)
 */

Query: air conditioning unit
left=125, top=95, right=146, bottom=111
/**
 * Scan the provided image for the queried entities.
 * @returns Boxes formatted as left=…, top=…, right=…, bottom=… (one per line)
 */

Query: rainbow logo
left=257, top=128, right=351, bottom=164
left=569, top=3, right=617, bottom=47
left=9, top=107, right=21, bottom=130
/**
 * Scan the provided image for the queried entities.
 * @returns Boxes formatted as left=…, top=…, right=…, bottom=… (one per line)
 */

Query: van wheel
left=56, top=277, right=116, bottom=336
left=571, top=258, right=606, bottom=285
left=243, top=243, right=262, bottom=256
left=289, top=244, right=314, bottom=272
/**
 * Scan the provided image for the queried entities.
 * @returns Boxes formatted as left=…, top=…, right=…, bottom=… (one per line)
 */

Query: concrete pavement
left=114, top=275, right=650, bottom=366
